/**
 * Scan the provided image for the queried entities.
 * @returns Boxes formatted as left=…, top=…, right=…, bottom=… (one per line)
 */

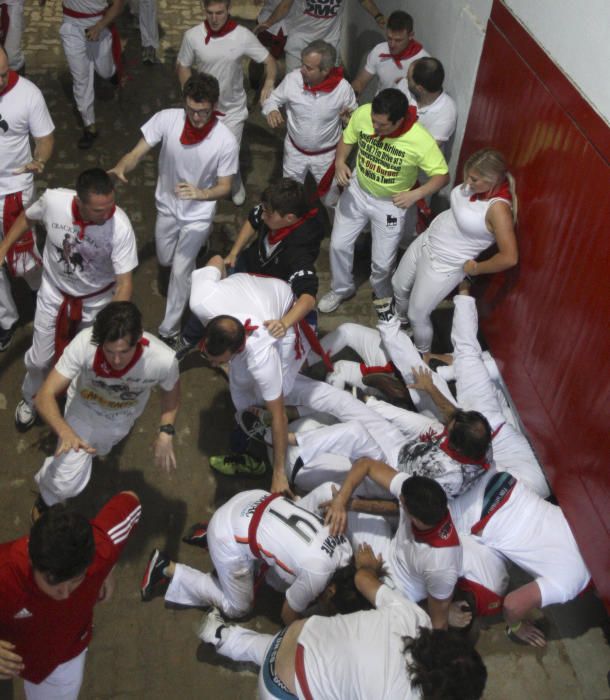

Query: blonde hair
left=463, top=148, right=518, bottom=222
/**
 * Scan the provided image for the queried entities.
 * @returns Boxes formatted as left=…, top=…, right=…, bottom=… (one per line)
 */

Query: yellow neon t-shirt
left=343, top=104, right=448, bottom=197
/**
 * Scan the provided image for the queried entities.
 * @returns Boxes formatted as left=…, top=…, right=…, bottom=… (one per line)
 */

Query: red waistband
left=288, top=134, right=337, bottom=156
left=62, top=5, right=104, bottom=18
left=247, top=493, right=282, bottom=559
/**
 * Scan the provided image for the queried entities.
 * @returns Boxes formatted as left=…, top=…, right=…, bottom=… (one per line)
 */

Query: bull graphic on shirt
left=0, top=114, right=8, bottom=133
left=54, top=234, right=85, bottom=274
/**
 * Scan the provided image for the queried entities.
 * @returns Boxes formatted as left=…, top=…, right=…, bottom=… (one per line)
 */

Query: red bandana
left=412, top=510, right=460, bottom=548
left=0, top=70, right=19, bottom=97
left=180, top=111, right=223, bottom=145
left=376, top=105, right=418, bottom=141
left=469, top=178, right=512, bottom=203
left=267, top=208, right=318, bottom=245
left=203, top=17, right=238, bottom=44
left=72, top=197, right=115, bottom=240
left=93, top=337, right=149, bottom=378
left=439, top=435, right=490, bottom=470
left=303, top=67, right=344, bottom=94
left=379, top=40, right=423, bottom=68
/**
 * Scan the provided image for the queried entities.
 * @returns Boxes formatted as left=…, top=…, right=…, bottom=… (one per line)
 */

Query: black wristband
left=159, top=424, right=175, bottom=436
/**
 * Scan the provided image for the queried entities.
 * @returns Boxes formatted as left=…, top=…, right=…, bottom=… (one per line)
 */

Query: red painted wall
left=459, top=1, right=610, bottom=606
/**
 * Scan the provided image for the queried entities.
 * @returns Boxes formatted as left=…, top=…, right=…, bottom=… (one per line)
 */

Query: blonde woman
left=392, top=148, right=518, bottom=357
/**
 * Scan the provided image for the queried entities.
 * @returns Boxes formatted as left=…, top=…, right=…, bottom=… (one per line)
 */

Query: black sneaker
left=77, top=128, right=98, bottom=150
left=0, top=323, right=16, bottom=352
left=174, top=335, right=196, bottom=362
left=158, top=333, right=180, bottom=351
left=140, top=549, right=170, bottom=601
left=182, top=522, right=209, bottom=549
left=15, top=399, right=37, bottom=431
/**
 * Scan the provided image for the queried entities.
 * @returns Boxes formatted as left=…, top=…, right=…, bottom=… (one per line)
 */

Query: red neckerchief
left=412, top=510, right=460, bottom=548
left=203, top=17, right=238, bottom=44
left=303, top=67, right=344, bottom=94
left=93, top=337, right=149, bottom=378
left=469, top=178, right=512, bottom=203
left=180, top=111, right=223, bottom=145
left=72, top=197, right=115, bottom=240
left=0, top=70, right=19, bottom=97
left=267, top=208, right=318, bottom=245
left=376, top=106, right=418, bottom=141
left=439, top=435, right=490, bottom=470
left=379, top=40, right=423, bottom=68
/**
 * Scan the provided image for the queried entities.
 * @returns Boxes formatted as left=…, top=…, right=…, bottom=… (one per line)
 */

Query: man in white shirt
left=262, top=40, right=357, bottom=205
left=41, top=0, right=125, bottom=149
left=351, top=10, right=428, bottom=98
left=0, top=0, right=25, bottom=71
left=0, top=168, right=138, bottom=431
left=31, top=301, right=180, bottom=516
left=177, top=0, right=276, bottom=205
left=197, top=549, right=487, bottom=700
left=0, top=46, right=54, bottom=352
left=109, top=73, right=239, bottom=346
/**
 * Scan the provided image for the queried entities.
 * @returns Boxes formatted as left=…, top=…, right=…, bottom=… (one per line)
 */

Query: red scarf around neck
left=376, top=105, right=418, bottom=141
left=180, top=111, right=223, bottom=145
left=93, top=337, right=149, bottom=378
left=267, top=208, right=318, bottom=245
left=379, top=40, right=423, bottom=67
left=303, top=67, right=344, bottom=94
left=204, top=17, right=237, bottom=44
left=469, top=178, right=512, bottom=203
left=439, top=435, right=491, bottom=470
left=412, top=510, right=460, bottom=548
left=72, top=197, right=115, bottom=240
left=0, top=70, right=19, bottom=97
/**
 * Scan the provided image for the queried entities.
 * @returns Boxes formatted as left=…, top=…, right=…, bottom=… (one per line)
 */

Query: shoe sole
left=209, top=456, right=266, bottom=477
left=140, top=549, right=162, bottom=601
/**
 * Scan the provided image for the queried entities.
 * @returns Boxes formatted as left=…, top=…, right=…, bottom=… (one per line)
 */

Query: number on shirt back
left=267, top=501, right=324, bottom=545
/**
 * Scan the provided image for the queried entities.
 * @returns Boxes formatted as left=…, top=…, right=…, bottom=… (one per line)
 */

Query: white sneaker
left=318, top=290, right=344, bottom=313
left=15, top=399, right=36, bottom=431
left=197, top=607, right=227, bottom=646
left=231, top=182, right=246, bottom=206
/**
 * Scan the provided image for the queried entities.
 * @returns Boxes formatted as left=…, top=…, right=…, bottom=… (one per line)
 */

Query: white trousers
left=329, top=178, right=407, bottom=298
left=3, top=1, right=25, bottom=70
left=392, top=232, right=464, bottom=352
left=22, top=276, right=113, bottom=405
left=155, top=212, right=213, bottom=337
left=59, top=18, right=115, bottom=127
left=283, top=137, right=339, bottom=207
left=23, top=648, right=87, bottom=700
left=219, top=110, right=245, bottom=196
left=128, top=0, right=159, bottom=48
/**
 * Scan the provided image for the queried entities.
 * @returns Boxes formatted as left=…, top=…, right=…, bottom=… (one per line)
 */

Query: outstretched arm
left=408, top=366, right=457, bottom=425
left=153, top=379, right=180, bottom=473
left=108, top=138, right=153, bottom=184
left=267, top=395, right=291, bottom=495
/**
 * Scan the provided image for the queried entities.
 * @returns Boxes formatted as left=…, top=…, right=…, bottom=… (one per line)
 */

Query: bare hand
left=175, top=182, right=201, bottom=200
left=355, top=542, right=383, bottom=573
left=335, top=162, right=352, bottom=187
left=264, top=319, right=287, bottom=338
left=108, top=167, right=128, bottom=184
left=85, top=22, right=103, bottom=42
left=260, top=81, right=275, bottom=106
left=448, top=601, right=472, bottom=628
left=266, top=110, right=284, bottom=128
left=463, top=259, right=477, bottom=276
left=153, top=433, right=177, bottom=473
left=224, top=253, right=238, bottom=268
left=0, top=640, right=24, bottom=679
left=98, top=571, right=115, bottom=602
left=407, top=365, right=435, bottom=393
left=323, top=485, right=348, bottom=536
left=340, top=107, right=353, bottom=127
left=458, top=279, right=472, bottom=295
left=56, top=429, right=96, bottom=457
left=270, top=471, right=294, bottom=498
left=510, top=620, right=546, bottom=647
left=13, top=160, right=45, bottom=175
left=391, top=190, right=420, bottom=209
left=375, top=14, right=386, bottom=27
left=254, top=21, right=270, bottom=35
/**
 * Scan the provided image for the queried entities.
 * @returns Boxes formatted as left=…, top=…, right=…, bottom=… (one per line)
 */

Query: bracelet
left=375, top=12, right=384, bottom=21
left=508, top=621, right=522, bottom=634
left=159, top=424, right=175, bottom=436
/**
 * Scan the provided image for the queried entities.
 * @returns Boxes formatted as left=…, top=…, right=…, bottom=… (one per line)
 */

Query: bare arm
left=255, top=0, right=294, bottom=32
left=225, top=219, right=256, bottom=267
left=464, top=201, right=518, bottom=276
left=206, top=254, right=227, bottom=278
left=108, top=138, right=153, bottom=184
left=407, top=366, right=457, bottom=425
left=354, top=543, right=385, bottom=605
left=113, top=272, right=133, bottom=302
left=176, top=62, right=192, bottom=88
left=264, top=293, right=316, bottom=339
left=85, top=0, right=125, bottom=41
left=427, top=594, right=452, bottom=630
left=392, top=173, right=450, bottom=210
left=35, top=369, right=96, bottom=456
left=359, top=0, right=385, bottom=26
left=335, top=138, right=355, bottom=187
left=281, top=598, right=301, bottom=626
left=351, top=67, right=374, bottom=97
left=153, top=379, right=180, bottom=473
left=259, top=54, right=277, bottom=104
left=349, top=497, right=399, bottom=516
left=0, top=212, right=36, bottom=265
left=14, top=132, right=54, bottom=175
left=266, top=394, right=290, bottom=495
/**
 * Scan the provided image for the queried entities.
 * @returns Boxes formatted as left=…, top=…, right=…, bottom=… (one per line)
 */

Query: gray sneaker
left=142, top=46, right=160, bottom=64
left=318, top=290, right=344, bottom=313
left=197, top=607, right=227, bottom=646
left=15, top=399, right=36, bottom=431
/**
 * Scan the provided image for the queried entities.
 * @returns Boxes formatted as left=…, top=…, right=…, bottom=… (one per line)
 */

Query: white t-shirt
left=386, top=472, right=462, bottom=602
left=0, top=76, right=55, bottom=196
left=140, top=109, right=238, bottom=221
left=227, top=490, right=352, bottom=613
left=297, top=585, right=429, bottom=700
left=399, top=89, right=457, bottom=144
left=262, top=68, right=357, bottom=151
left=289, top=0, right=345, bottom=48
left=25, top=188, right=138, bottom=296
left=177, top=24, right=269, bottom=120
left=258, top=0, right=296, bottom=35
left=62, top=0, right=108, bottom=17
left=364, top=41, right=429, bottom=93
left=189, top=267, right=296, bottom=403
left=57, top=328, right=179, bottom=425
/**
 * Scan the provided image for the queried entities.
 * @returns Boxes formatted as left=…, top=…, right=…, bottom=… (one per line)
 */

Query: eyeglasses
left=185, top=106, right=212, bottom=119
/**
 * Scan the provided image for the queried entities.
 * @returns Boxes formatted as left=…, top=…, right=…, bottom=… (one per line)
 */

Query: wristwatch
left=159, top=424, right=176, bottom=436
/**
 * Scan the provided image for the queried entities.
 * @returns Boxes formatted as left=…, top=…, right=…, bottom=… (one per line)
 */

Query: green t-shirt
left=343, top=104, right=449, bottom=198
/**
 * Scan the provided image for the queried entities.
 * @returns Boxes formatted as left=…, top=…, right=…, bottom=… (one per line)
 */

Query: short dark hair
left=401, top=475, right=447, bottom=526
left=262, top=179, right=310, bottom=218
left=448, top=410, right=492, bottom=462
left=329, top=562, right=372, bottom=615
left=76, top=168, right=114, bottom=203
left=371, top=88, right=408, bottom=124
left=412, top=57, right=445, bottom=93
left=405, top=627, right=487, bottom=699
left=29, top=505, right=95, bottom=584
left=182, top=72, right=220, bottom=105
left=91, top=301, right=143, bottom=347
left=203, top=315, right=245, bottom=356
left=203, top=0, right=230, bottom=7
left=387, top=10, right=413, bottom=33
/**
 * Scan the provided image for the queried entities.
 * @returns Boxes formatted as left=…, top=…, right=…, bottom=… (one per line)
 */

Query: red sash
left=287, top=137, right=338, bottom=201
left=359, top=361, right=395, bottom=376
left=203, top=18, right=237, bottom=44
left=303, top=67, right=343, bottom=94
left=296, top=316, right=333, bottom=372
left=256, top=26, right=286, bottom=59
left=0, top=69, right=18, bottom=96
left=179, top=111, right=222, bottom=145
left=2, top=192, right=41, bottom=277
left=92, top=336, right=149, bottom=377
left=469, top=178, right=512, bottom=203
left=379, top=40, right=423, bottom=68
left=377, top=106, right=418, bottom=141
left=412, top=510, right=460, bottom=548
left=247, top=493, right=282, bottom=558
left=456, top=578, right=504, bottom=617
left=288, top=134, right=337, bottom=157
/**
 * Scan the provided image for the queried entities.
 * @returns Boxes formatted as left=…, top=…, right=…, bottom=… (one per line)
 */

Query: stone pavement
left=0, top=1, right=608, bottom=698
